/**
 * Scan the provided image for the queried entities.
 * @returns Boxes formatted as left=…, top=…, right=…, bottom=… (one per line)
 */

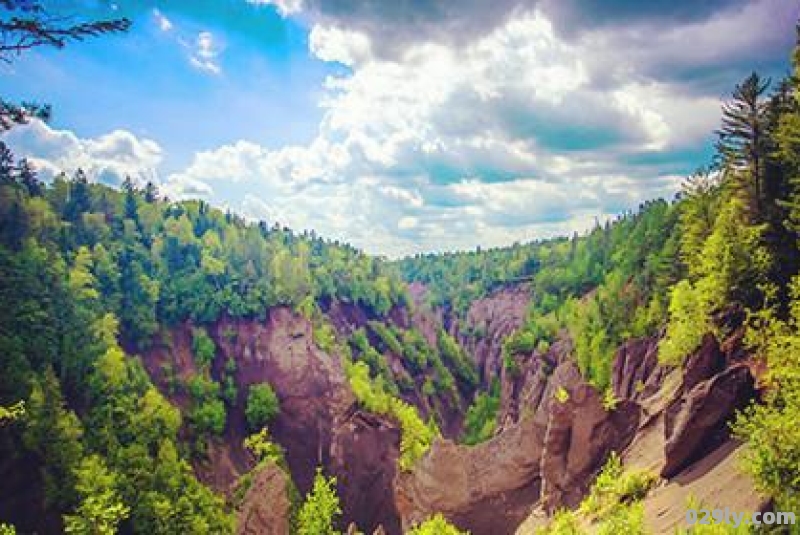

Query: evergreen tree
left=716, top=72, right=771, bottom=219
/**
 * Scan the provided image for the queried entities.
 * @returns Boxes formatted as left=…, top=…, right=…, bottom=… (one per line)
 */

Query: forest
left=1, top=2, right=800, bottom=535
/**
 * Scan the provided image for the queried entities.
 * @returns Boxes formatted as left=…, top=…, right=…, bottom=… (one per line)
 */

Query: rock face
left=456, top=284, right=531, bottom=387
left=328, top=292, right=471, bottom=439
left=395, top=346, right=640, bottom=534
left=539, top=364, right=640, bottom=510
left=662, top=364, right=755, bottom=477
left=144, top=308, right=374, bottom=528
left=330, top=409, right=403, bottom=535
left=611, top=336, right=669, bottom=406
left=215, top=307, right=354, bottom=494
left=143, top=289, right=760, bottom=535
left=236, top=462, right=293, bottom=535
left=398, top=321, right=759, bottom=535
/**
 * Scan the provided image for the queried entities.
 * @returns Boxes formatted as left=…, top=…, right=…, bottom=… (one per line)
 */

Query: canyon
left=143, top=283, right=766, bottom=534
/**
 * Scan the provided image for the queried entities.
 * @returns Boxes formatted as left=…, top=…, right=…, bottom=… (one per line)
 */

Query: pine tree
left=16, top=158, right=41, bottom=196
left=716, top=72, right=771, bottom=220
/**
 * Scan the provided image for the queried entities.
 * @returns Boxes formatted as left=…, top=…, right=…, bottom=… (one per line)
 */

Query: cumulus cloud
left=146, top=3, right=794, bottom=256
left=2, top=120, right=162, bottom=187
left=6, top=1, right=797, bottom=257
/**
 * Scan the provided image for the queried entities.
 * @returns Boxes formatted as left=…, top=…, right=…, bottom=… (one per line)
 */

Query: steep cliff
left=138, top=284, right=763, bottom=535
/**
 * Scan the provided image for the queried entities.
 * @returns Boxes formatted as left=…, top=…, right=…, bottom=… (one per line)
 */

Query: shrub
left=345, top=360, right=438, bottom=470
left=462, top=382, right=500, bottom=445
left=580, top=452, right=657, bottom=519
left=191, top=327, right=216, bottom=368
left=534, top=510, right=582, bottom=535
left=245, top=383, right=280, bottom=431
left=407, top=513, right=467, bottom=534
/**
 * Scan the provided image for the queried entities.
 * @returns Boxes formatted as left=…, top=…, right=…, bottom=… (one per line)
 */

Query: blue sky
left=2, top=0, right=799, bottom=256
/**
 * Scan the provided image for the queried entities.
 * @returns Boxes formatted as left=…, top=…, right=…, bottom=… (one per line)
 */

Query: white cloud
left=247, top=0, right=304, bottom=17
left=149, top=8, right=724, bottom=256
left=2, top=120, right=163, bottom=187
left=189, top=31, right=222, bottom=75
left=8, top=2, right=790, bottom=256
left=309, top=25, right=372, bottom=67
left=153, top=8, right=173, bottom=32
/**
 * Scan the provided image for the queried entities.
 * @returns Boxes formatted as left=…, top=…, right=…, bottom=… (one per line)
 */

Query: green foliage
left=244, top=428, right=285, bottom=466
left=63, top=455, right=129, bottom=535
left=661, top=198, right=770, bottom=364
left=537, top=453, right=656, bottom=535
left=601, top=388, right=619, bottom=411
left=187, top=375, right=226, bottom=437
left=734, top=278, right=800, bottom=514
left=398, top=198, right=680, bottom=392
left=462, top=381, right=500, bottom=445
left=407, top=513, right=468, bottom=534
left=245, top=383, right=280, bottom=432
left=554, top=386, right=569, bottom=404
left=438, top=329, right=478, bottom=387
left=534, top=509, right=582, bottom=535
left=312, top=319, right=338, bottom=354
left=297, top=468, right=341, bottom=535
left=596, top=502, right=646, bottom=535
left=345, top=360, right=438, bottom=470
left=579, top=452, right=658, bottom=520
left=0, top=400, right=24, bottom=424
left=674, top=496, right=753, bottom=534
left=369, top=321, right=404, bottom=355
left=191, top=327, right=216, bottom=369
left=659, top=280, right=711, bottom=365
left=23, top=368, right=85, bottom=509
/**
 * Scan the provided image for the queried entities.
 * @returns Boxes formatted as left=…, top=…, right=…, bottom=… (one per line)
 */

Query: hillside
left=1, top=10, right=800, bottom=535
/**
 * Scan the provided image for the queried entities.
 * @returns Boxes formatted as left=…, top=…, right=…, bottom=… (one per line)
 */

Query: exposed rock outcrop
left=539, top=364, right=640, bottom=510
left=236, top=462, right=293, bottom=535
left=143, top=289, right=761, bottom=535
left=215, top=308, right=354, bottom=493
left=395, top=345, right=639, bottom=534
left=662, top=363, right=755, bottom=477
left=330, top=408, right=403, bottom=535
left=514, top=327, right=760, bottom=534
left=456, top=284, right=531, bottom=386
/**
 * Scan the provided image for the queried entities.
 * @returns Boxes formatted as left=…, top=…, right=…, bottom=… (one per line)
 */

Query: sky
left=1, top=0, right=798, bottom=257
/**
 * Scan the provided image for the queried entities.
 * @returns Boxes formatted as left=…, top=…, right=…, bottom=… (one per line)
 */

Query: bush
left=191, top=327, right=216, bottom=368
left=580, top=452, right=657, bottom=519
left=734, top=278, right=800, bottom=514
left=245, top=383, right=280, bottom=431
left=597, top=502, right=646, bottom=535
left=369, top=321, right=404, bottom=355
left=535, top=510, right=582, bottom=535
left=407, top=513, right=467, bottom=534
left=190, top=398, right=226, bottom=436
left=345, top=361, right=438, bottom=470
left=462, top=382, right=500, bottom=445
